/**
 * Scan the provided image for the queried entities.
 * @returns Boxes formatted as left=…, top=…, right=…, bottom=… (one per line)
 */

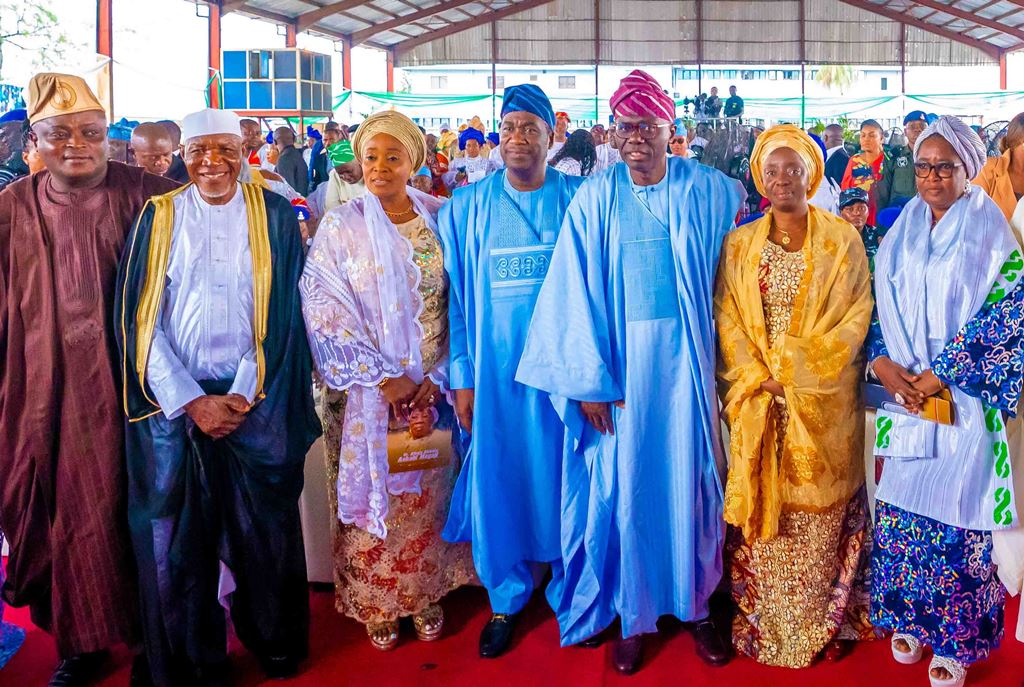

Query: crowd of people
left=0, top=66, right=1022, bottom=687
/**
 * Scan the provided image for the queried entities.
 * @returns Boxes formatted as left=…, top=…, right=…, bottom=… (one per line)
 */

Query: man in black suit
left=822, top=123, right=850, bottom=187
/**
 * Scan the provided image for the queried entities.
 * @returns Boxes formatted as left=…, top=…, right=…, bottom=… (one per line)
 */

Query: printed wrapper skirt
left=871, top=500, right=1004, bottom=665
left=319, top=387, right=476, bottom=626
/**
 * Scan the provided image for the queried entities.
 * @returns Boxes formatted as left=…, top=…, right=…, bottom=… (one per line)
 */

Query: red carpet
left=2, top=587, right=1022, bottom=686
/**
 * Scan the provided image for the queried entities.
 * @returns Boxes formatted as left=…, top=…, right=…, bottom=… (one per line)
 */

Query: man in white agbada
left=116, top=108, right=319, bottom=686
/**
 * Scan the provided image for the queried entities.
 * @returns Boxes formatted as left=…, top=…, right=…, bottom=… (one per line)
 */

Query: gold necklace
left=772, top=220, right=792, bottom=246
left=383, top=203, right=414, bottom=218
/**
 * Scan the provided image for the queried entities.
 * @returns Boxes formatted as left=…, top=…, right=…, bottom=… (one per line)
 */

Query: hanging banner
left=329, top=88, right=1024, bottom=125
left=741, top=95, right=898, bottom=120
left=332, top=90, right=604, bottom=122
left=905, top=90, right=1024, bottom=114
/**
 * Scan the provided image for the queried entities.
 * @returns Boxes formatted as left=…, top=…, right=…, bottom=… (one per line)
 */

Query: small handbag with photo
left=386, top=405, right=452, bottom=473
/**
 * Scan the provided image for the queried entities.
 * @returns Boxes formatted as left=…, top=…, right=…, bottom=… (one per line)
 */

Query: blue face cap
left=903, top=110, right=928, bottom=126
left=839, top=187, right=869, bottom=209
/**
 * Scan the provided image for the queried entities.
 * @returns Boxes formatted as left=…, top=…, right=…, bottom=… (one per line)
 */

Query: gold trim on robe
left=121, top=182, right=272, bottom=421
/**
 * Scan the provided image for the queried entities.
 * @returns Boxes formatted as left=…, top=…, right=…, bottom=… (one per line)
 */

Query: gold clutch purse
left=862, top=383, right=956, bottom=426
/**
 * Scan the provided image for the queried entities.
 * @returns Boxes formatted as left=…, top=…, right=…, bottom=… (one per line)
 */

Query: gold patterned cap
left=27, top=73, right=105, bottom=124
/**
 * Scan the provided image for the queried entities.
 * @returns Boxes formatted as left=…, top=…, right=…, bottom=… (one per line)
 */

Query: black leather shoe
left=578, top=634, right=604, bottom=649
left=48, top=650, right=109, bottom=687
left=479, top=613, right=519, bottom=658
left=130, top=653, right=154, bottom=687
left=689, top=617, right=731, bottom=667
left=260, top=655, right=300, bottom=680
left=611, top=635, right=644, bottom=675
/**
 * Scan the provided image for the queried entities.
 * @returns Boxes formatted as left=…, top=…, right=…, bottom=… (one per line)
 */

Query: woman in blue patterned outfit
left=866, top=115, right=1024, bottom=687
left=0, top=531, right=25, bottom=668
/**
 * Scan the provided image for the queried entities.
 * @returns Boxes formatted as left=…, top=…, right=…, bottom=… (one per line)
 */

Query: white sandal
left=891, top=633, right=923, bottom=664
left=928, top=656, right=967, bottom=687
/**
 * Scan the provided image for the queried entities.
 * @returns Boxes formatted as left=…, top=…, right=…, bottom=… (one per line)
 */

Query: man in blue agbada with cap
left=516, top=69, right=738, bottom=675
left=878, top=110, right=928, bottom=210
left=439, top=82, right=586, bottom=659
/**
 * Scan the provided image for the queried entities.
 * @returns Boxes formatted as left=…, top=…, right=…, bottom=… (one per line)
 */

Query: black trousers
left=125, top=381, right=308, bottom=686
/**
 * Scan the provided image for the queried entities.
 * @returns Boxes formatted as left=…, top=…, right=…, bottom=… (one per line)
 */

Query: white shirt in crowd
left=592, top=143, right=621, bottom=174
left=546, top=140, right=565, bottom=162
left=553, top=157, right=583, bottom=176
left=489, top=145, right=504, bottom=169
left=443, top=155, right=497, bottom=187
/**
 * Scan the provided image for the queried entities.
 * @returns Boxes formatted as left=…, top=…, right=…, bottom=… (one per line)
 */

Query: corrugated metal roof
left=212, top=0, right=1017, bottom=66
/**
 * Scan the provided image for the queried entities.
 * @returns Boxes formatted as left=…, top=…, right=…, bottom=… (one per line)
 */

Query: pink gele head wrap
left=610, top=69, right=676, bottom=123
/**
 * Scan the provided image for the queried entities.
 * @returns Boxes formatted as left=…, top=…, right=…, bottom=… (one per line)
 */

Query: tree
left=816, top=65, right=857, bottom=95
left=0, top=1, right=68, bottom=82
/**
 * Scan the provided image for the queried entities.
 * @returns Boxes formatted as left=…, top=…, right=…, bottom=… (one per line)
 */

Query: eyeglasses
left=913, top=161, right=964, bottom=179
left=613, top=122, right=670, bottom=140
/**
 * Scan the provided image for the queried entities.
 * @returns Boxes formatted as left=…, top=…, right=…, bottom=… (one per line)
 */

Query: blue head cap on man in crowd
left=500, top=83, right=556, bottom=131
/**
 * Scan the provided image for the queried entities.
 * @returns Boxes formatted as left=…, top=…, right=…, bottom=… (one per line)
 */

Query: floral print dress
left=319, top=215, right=475, bottom=626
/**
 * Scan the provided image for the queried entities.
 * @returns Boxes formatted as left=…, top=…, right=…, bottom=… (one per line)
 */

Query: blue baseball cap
left=903, top=110, right=928, bottom=126
left=839, top=187, right=869, bottom=209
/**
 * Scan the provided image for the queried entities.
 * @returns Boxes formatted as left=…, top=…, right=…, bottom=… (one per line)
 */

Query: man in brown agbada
left=0, top=73, right=179, bottom=686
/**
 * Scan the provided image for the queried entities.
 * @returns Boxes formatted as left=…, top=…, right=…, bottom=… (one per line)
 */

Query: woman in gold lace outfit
left=300, top=111, right=474, bottom=651
left=714, top=125, right=878, bottom=667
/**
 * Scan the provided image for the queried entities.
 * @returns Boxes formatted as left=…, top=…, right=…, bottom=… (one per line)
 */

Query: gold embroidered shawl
left=715, top=205, right=873, bottom=541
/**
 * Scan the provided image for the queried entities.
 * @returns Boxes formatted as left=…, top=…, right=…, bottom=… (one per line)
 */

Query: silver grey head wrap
left=913, top=114, right=987, bottom=180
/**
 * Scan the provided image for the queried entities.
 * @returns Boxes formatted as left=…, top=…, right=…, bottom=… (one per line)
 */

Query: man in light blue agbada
left=440, top=83, right=585, bottom=659
left=516, top=70, right=739, bottom=675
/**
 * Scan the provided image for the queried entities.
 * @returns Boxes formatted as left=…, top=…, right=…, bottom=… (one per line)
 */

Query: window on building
left=430, top=75, right=447, bottom=89
left=881, top=77, right=889, bottom=91
left=559, top=75, right=576, bottom=89
left=248, top=50, right=271, bottom=79
left=487, top=75, right=505, bottom=89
